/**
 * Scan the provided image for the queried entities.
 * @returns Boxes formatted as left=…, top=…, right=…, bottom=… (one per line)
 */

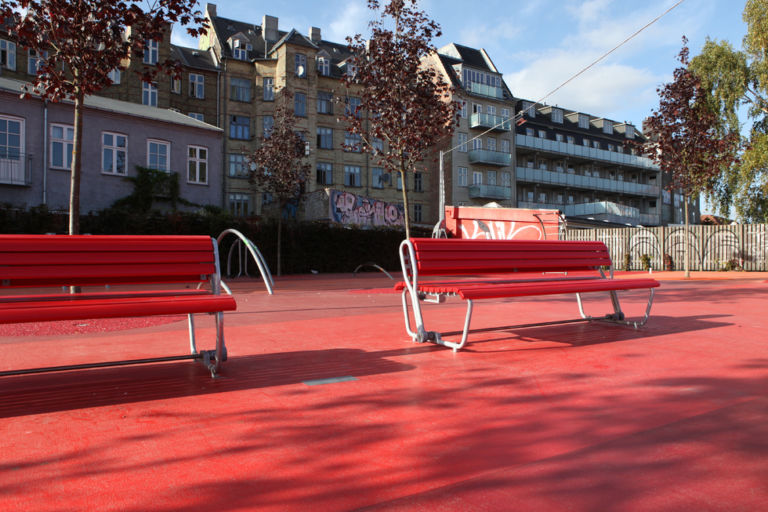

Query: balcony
left=470, top=112, right=511, bottom=132
left=515, top=167, right=659, bottom=197
left=468, top=184, right=512, bottom=201
left=468, top=149, right=512, bottom=167
left=517, top=200, right=660, bottom=226
left=0, top=152, right=31, bottom=186
left=466, top=81, right=504, bottom=99
left=515, top=134, right=657, bottom=170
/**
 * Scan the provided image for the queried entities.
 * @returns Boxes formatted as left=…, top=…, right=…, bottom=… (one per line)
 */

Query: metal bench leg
left=188, top=314, right=197, bottom=354
left=576, top=289, right=656, bottom=328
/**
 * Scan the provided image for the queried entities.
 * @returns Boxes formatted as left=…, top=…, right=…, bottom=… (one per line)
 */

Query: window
left=317, top=91, right=333, bottom=114
left=344, top=131, right=361, bottom=152
left=262, top=116, right=273, bottom=138
left=263, top=77, right=274, bottom=101
left=567, top=135, right=575, bottom=144
left=485, top=137, right=495, bottom=152
left=526, top=191, right=534, bottom=201
left=555, top=133, right=564, bottom=142
left=230, top=78, right=251, bottom=101
left=500, top=139, right=510, bottom=153
left=346, top=96, right=361, bottom=118
left=551, top=108, right=563, bottom=123
left=602, top=121, right=613, bottom=134
left=229, top=193, right=251, bottom=216
left=607, top=143, right=615, bottom=152
left=0, top=39, right=16, bottom=70
left=458, top=132, right=468, bottom=152
left=147, top=140, right=170, bottom=171
left=344, top=165, right=361, bottom=187
left=109, top=69, right=122, bottom=85
left=459, top=101, right=466, bottom=118
left=371, top=138, right=383, bottom=153
left=526, top=127, right=534, bottom=137
left=171, top=76, right=180, bottom=93
left=317, top=56, right=330, bottom=76
left=501, top=108, right=510, bottom=119
left=458, top=166, right=468, bottom=186
left=487, top=170, right=497, bottom=186
left=501, top=171, right=511, bottom=187
left=144, top=39, right=158, bottom=65
left=522, top=101, right=535, bottom=117
left=472, top=103, right=482, bottom=114
left=28, top=49, right=46, bottom=75
left=187, top=145, right=208, bottom=184
left=142, top=82, right=157, bottom=106
left=229, top=154, right=248, bottom=177
left=472, top=171, right=483, bottom=185
left=625, top=125, right=635, bottom=139
left=188, top=113, right=204, bottom=122
left=294, top=92, right=307, bottom=117
left=232, top=39, right=252, bottom=60
left=372, top=167, right=384, bottom=188
left=593, top=140, right=600, bottom=149
left=472, top=138, right=482, bottom=150
left=50, top=124, right=73, bottom=170
left=486, top=105, right=496, bottom=116
left=538, top=130, right=546, bottom=139
left=345, top=61, right=357, bottom=78
left=295, top=53, right=307, bottom=77
left=583, top=138, right=590, bottom=147
left=414, top=172, right=423, bottom=192
left=538, top=192, right=547, bottom=203
left=526, top=160, right=534, bottom=168
left=230, top=115, right=250, bottom=140
left=317, top=162, right=333, bottom=185
left=413, top=204, right=422, bottom=223
left=539, top=162, right=548, bottom=170
left=317, top=127, right=333, bottom=149
left=102, top=132, right=127, bottom=175
left=189, top=73, right=204, bottom=99
left=578, top=114, right=589, bottom=129
left=396, top=174, right=402, bottom=190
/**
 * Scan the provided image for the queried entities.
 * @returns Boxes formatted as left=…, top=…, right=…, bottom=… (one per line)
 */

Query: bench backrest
left=403, top=238, right=613, bottom=277
left=0, top=234, right=221, bottom=288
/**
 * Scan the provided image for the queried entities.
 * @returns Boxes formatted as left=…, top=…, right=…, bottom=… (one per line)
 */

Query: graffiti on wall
left=445, top=206, right=563, bottom=240
left=329, top=190, right=404, bottom=227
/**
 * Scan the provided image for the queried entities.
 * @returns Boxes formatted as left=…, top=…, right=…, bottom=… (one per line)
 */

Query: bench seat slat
left=0, top=294, right=237, bottom=324
left=2, top=263, right=216, bottom=282
left=412, top=278, right=659, bottom=300
left=0, top=251, right=216, bottom=266
left=0, top=235, right=214, bottom=253
left=417, top=258, right=611, bottom=274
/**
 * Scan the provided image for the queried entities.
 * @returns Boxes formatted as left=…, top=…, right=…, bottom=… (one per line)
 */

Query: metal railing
left=468, top=184, right=512, bottom=200
left=470, top=112, right=511, bottom=131
left=515, top=166, right=660, bottom=197
left=0, top=152, right=31, bottom=185
left=516, top=134, right=657, bottom=169
left=468, top=149, right=512, bottom=166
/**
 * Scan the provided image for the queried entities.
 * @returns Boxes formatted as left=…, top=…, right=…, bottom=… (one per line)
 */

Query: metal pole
left=439, top=149, right=445, bottom=225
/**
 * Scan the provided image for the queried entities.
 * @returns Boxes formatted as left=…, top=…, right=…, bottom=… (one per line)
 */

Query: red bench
left=396, top=238, right=660, bottom=351
left=0, top=234, right=237, bottom=377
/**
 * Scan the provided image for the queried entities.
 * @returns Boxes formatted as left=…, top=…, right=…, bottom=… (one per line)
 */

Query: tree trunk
left=69, top=92, right=84, bottom=235
left=277, top=213, right=282, bottom=277
left=400, top=168, right=411, bottom=239
left=684, top=195, right=690, bottom=279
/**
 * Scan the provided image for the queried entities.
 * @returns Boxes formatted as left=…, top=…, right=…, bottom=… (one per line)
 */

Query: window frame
left=229, top=115, right=251, bottom=140
left=146, top=139, right=170, bottom=172
left=344, top=165, right=361, bottom=187
left=101, top=131, right=128, bottom=176
left=295, top=53, right=307, bottom=78
left=457, top=166, right=468, bottom=187
left=316, top=162, right=333, bottom=185
left=142, top=81, right=158, bottom=106
left=0, top=39, right=16, bottom=70
left=143, top=39, right=158, bottom=65
left=187, top=145, right=208, bottom=185
left=317, top=127, right=333, bottom=149
left=263, top=77, right=274, bottom=101
left=189, top=73, right=205, bottom=99
left=49, top=123, right=74, bottom=170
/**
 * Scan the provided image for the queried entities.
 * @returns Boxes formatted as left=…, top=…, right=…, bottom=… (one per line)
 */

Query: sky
left=172, top=0, right=750, bottom=130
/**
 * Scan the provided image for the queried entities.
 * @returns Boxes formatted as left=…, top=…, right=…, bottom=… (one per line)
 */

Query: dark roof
left=451, top=43, right=492, bottom=71
left=171, top=45, right=219, bottom=72
left=210, top=14, right=287, bottom=59
left=269, top=29, right=318, bottom=54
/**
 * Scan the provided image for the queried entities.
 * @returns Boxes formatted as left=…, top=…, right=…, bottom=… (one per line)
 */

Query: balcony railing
left=466, top=81, right=504, bottom=99
left=515, top=134, right=657, bottom=170
left=470, top=112, right=511, bottom=131
left=468, top=149, right=512, bottom=167
left=468, top=184, right=512, bottom=200
left=515, top=167, right=659, bottom=197
left=0, top=152, right=31, bottom=186
left=517, top=200, right=661, bottom=226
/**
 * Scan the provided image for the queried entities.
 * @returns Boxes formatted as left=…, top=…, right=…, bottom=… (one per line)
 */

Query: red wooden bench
left=0, top=234, right=237, bottom=377
left=396, top=238, right=660, bottom=351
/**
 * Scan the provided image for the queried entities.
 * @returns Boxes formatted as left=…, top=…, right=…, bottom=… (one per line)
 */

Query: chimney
left=263, top=15, right=278, bottom=42
left=309, top=27, right=321, bottom=43
left=206, top=3, right=217, bottom=17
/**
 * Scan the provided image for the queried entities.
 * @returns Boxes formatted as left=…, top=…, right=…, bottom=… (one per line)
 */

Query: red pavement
left=1, top=271, right=767, bottom=511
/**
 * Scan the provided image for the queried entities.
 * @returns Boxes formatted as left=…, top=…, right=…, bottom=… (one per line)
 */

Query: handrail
left=216, top=229, right=274, bottom=294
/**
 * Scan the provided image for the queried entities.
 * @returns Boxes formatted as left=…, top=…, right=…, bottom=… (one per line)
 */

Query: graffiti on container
left=330, top=190, right=404, bottom=227
left=460, top=220, right=543, bottom=240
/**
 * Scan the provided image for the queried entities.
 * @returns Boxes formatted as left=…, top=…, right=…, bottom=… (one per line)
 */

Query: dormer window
left=295, top=53, right=307, bottom=78
left=625, top=125, right=635, bottom=139
left=551, top=108, right=563, bottom=123
left=317, top=56, right=330, bottom=76
left=603, top=121, right=613, bottom=134
left=232, top=38, right=252, bottom=60
left=344, top=61, right=357, bottom=79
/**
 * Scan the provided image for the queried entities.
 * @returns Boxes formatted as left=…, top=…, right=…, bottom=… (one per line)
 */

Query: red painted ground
left=1, top=271, right=767, bottom=511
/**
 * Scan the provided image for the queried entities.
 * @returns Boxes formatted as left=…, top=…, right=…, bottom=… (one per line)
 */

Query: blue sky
left=174, top=0, right=749, bottom=129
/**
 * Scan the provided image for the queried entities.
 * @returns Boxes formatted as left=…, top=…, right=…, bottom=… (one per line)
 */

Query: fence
left=564, top=224, right=768, bottom=271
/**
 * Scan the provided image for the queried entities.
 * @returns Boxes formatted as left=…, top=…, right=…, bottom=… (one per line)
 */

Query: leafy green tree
left=690, top=0, right=768, bottom=221
left=245, top=89, right=311, bottom=276
left=643, top=38, right=740, bottom=277
left=341, top=0, right=458, bottom=238
left=0, top=0, right=207, bottom=234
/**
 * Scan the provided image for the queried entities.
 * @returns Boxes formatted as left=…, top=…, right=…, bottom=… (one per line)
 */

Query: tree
left=643, top=38, right=740, bottom=277
left=689, top=0, right=768, bottom=221
left=341, top=0, right=458, bottom=238
left=0, top=0, right=207, bottom=234
left=244, top=89, right=311, bottom=277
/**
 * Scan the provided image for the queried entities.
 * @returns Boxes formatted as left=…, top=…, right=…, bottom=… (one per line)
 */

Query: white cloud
left=327, top=1, right=371, bottom=42
left=171, top=30, right=198, bottom=49
left=458, top=21, right=521, bottom=50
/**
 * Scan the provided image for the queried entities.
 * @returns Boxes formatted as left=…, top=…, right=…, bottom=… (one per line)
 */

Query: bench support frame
left=399, top=239, right=657, bottom=352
